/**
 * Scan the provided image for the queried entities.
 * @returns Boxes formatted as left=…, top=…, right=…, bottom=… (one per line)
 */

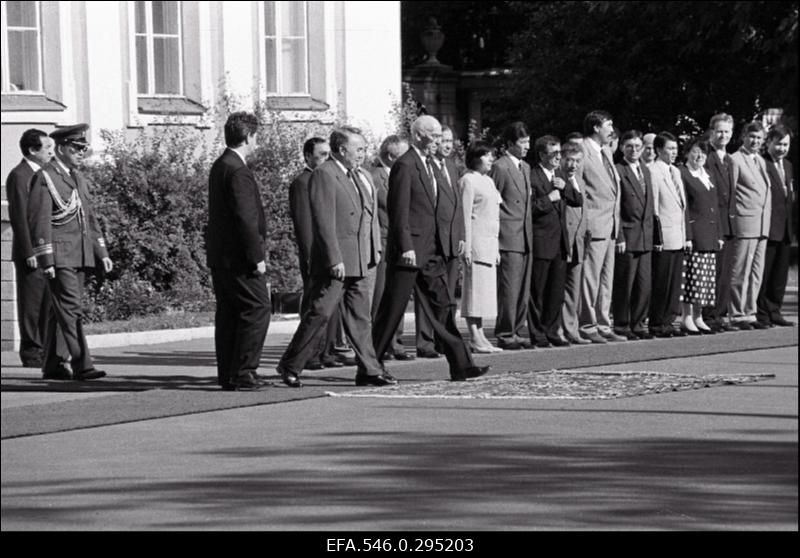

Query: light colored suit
left=579, top=138, right=621, bottom=336
left=461, top=171, right=501, bottom=318
left=728, top=149, right=772, bottom=322
left=650, top=160, right=687, bottom=250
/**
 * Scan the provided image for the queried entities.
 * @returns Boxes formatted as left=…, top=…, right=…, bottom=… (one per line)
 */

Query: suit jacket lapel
left=624, top=165, right=645, bottom=205
left=436, top=160, right=455, bottom=204
left=335, top=164, right=362, bottom=212
left=414, top=155, right=436, bottom=208
left=505, top=156, right=525, bottom=198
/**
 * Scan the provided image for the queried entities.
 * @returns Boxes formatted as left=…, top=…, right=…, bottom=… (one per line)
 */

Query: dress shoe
left=633, top=330, right=654, bottom=340
left=277, top=366, right=303, bottom=388
left=335, top=354, right=358, bottom=366
left=229, top=372, right=267, bottom=390
left=42, top=366, right=72, bottom=380
left=671, top=327, right=688, bottom=337
left=651, top=327, right=672, bottom=338
left=614, top=328, right=640, bottom=341
left=469, top=342, right=499, bottom=354
left=547, top=336, right=571, bottom=347
left=697, top=326, right=716, bottom=335
left=566, top=335, right=591, bottom=345
left=305, top=360, right=325, bottom=370
left=733, top=321, right=754, bottom=331
left=517, top=340, right=534, bottom=349
left=451, top=365, right=490, bottom=382
left=535, top=338, right=552, bottom=348
left=73, top=368, right=107, bottom=381
left=720, top=322, right=737, bottom=332
left=355, top=374, right=398, bottom=387
left=680, top=326, right=702, bottom=336
left=392, top=351, right=416, bottom=361
left=581, top=331, right=608, bottom=344
left=417, top=349, right=442, bottom=358
left=600, top=330, right=627, bottom=342
left=752, top=321, right=772, bottom=330
left=321, top=358, right=345, bottom=368
left=771, top=316, right=795, bottom=327
left=497, top=341, right=522, bottom=350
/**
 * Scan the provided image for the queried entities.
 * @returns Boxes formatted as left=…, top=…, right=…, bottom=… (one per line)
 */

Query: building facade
left=0, top=0, right=402, bottom=350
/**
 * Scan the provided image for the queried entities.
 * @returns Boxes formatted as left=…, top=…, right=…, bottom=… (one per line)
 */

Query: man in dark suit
left=489, top=122, right=533, bottom=350
left=703, top=113, right=738, bottom=331
left=612, top=130, right=656, bottom=340
left=415, top=124, right=465, bottom=357
left=28, top=124, right=112, bottom=381
left=289, top=137, right=344, bottom=370
left=528, top=135, right=582, bottom=347
left=207, top=112, right=271, bottom=391
left=278, top=127, right=392, bottom=388
left=757, top=124, right=795, bottom=327
left=373, top=115, right=488, bottom=382
left=369, top=135, right=414, bottom=361
left=7, top=129, right=55, bottom=367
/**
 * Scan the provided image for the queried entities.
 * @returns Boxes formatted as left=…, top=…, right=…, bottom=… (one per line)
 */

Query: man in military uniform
left=28, top=124, right=112, bottom=380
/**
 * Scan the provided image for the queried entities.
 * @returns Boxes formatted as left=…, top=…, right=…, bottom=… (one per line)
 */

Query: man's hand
left=463, top=252, right=472, bottom=267
left=457, top=240, right=465, bottom=257
left=616, top=241, right=626, bottom=254
left=102, top=257, right=113, bottom=273
left=43, top=266, right=55, bottom=279
left=375, top=252, right=381, bottom=266
left=552, top=177, right=566, bottom=191
left=253, top=260, right=267, bottom=276
left=400, top=250, right=416, bottom=267
left=654, top=244, right=663, bottom=252
left=718, top=239, right=725, bottom=250
left=25, top=256, right=37, bottom=270
left=684, top=240, right=693, bottom=253
left=330, top=262, right=345, bottom=280
left=548, top=189, right=561, bottom=202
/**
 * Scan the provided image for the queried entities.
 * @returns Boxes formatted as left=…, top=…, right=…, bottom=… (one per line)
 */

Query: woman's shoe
left=469, top=342, right=498, bottom=354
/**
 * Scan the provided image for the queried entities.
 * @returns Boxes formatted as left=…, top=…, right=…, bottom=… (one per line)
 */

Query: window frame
left=132, top=0, right=185, bottom=98
left=1, top=0, right=44, bottom=94
left=258, top=0, right=310, bottom=98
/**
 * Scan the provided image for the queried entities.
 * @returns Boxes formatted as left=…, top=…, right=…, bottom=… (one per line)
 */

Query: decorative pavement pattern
left=328, top=370, right=776, bottom=400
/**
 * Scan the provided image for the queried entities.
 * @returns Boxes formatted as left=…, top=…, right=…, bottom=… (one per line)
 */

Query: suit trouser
left=44, top=268, right=94, bottom=375
left=528, top=255, right=567, bottom=342
left=560, top=260, right=584, bottom=340
left=211, top=268, right=271, bottom=386
left=374, top=263, right=473, bottom=376
left=729, top=237, right=767, bottom=322
left=495, top=250, right=532, bottom=344
left=611, top=250, right=652, bottom=332
left=14, top=259, right=51, bottom=359
left=301, top=267, right=340, bottom=364
left=579, top=238, right=615, bottom=335
left=371, top=258, right=404, bottom=355
left=703, top=236, right=735, bottom=323
left=416, top=256, right=459, bottom=352
left=756, top=239, right=791, bottom=323
left=281, top=270, right=382, bottom=376
left=649, top=250, right=683, bottom=330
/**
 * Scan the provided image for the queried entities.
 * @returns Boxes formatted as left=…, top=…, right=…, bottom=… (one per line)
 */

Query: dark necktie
left=425, top=155, right=438, bottom=202
left=602, top=150, right=616, bottom=185
left=348, top=169, right=371, bottom=210
left=635, top=164, right=646, bottom=195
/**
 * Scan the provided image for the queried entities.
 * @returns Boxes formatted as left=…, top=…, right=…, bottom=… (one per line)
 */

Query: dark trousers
left=281, top=271, right=382, bottom=377
left=757, top=240, right=791, bottom=323
left=528, top=255, right=567, bottom=342
left=44, top=268, right=93, bottom=375
left=14, top=260, right=51, bottom=360
left=704, top=236, right=735, bottom=323
left=612, top=250, right=652, bottom=332
left=374, top=262, right=473, bottom=377
left=415, top=256, right=459, bottom=353
left=301, top=268, right=340, bottom=365
left=495, top=250, right=533, bottom=345
left=649, top=250, right=683, bottom=330
left=371, top=258, right=404, bottom=355
left=211, top=268, right=271, bottom=386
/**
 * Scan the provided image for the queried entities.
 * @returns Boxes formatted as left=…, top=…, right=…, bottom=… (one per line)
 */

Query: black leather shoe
left=417, top=349, right=442, bottom=358
left=497, top=341, right=522, bottom=350
left=671, top=327, right=688, bottom=337
left=633, top=330, right=654, bottom=340
left=547, top=336, right=571, bottom=347
left=719, top=322, right=737, bottom=332
left=393, top=351, right=416, bottom=361
left=651, top=328, right=672, bottom=338
left=615, top=328, right=640, bottom=341
left=566, top=335, right=592, bottom=345
left=771, top=316, right=795, bottom=327
left=321, top=358, right=345, bottom=368
left=535, top=339, right=553, bottom=348
left=355, top=374, right=398, bottom=387
left=451, top=365, right=490, bottom=381
left=43, top=366, right=72, bottom=380
left=229, top=372, right=267, bottom=390
left=305, top=360, right=325, bottom=370
left=517, top=340, right=534, bottom=349
left=752, top=321, right=772, bottom=330
left=73, top=368, right=107, bottom=381
left=278, top=367, right=303, bottom=388
left=734, top=321, right=754, bottom=331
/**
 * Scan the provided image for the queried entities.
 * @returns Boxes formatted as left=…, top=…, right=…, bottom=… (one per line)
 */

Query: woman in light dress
left=460, top=141, right=503, bottom=353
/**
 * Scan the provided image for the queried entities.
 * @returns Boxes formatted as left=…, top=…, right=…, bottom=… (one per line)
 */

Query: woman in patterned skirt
left=679, top=136, right=724, bottom=334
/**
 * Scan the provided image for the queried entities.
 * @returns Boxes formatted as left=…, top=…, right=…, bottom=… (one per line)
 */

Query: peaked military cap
left=50, top=123, right=90, bottom=147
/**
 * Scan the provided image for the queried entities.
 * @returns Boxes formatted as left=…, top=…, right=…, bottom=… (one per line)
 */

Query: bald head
left=410, top=115, right=442, bottom=156
left=642, top=133, right=657, bottom=164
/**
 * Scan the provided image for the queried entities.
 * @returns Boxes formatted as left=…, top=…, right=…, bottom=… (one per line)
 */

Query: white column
left=220, top=0, right=255, bottom=110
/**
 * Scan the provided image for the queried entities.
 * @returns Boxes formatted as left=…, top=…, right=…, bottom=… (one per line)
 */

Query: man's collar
left=539, top=163, right=555, bottom=178
left=411, top=145, right=428, bottom=164
left=625, top=158, right=639, bottom=168
left=304, top=165, right=313, bottom=173
left=507, top=152, right=520, bottom=167
left=23, top=157, right=41, bottom=172
left=586, top=137, right=603, bottom=153
left=227, top=147, right=247, bottom=166
left=55, top=157, right=72, bottom=175
left=332, top=157, right=350, bottom=175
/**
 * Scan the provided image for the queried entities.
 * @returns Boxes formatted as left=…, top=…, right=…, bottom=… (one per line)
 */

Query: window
left=1, top=0, right=43, bottom=92
left=134, top=0, right=183, bottom=96
left=261, top=1, right=308, bottom=96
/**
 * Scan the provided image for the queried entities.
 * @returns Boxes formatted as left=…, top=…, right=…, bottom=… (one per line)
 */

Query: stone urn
left=420, top=17, right=445, bottom=65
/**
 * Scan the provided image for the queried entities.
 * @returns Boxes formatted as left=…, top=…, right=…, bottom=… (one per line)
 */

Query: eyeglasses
left=68, top=143, right=89, bottom=153
left=545, top=151, right=561, bottom=158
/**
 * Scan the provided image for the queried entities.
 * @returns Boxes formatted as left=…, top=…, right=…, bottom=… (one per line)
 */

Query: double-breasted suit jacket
left=729, top=149, right=772, bottom=239
left=28, top=160, right=108, bottom=269
left=309, top=159, right=380, bottom=278
left=649, top=160, right=688, bottom=251
left=705, top=150, right=735, bottom=238
left=490, top=155, right=532, bottom=253
left=530, top=165, right=582, bottom=259
left=615, top=161, right=655, bottom=252
left=680, top=166, right=722, bottom=252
